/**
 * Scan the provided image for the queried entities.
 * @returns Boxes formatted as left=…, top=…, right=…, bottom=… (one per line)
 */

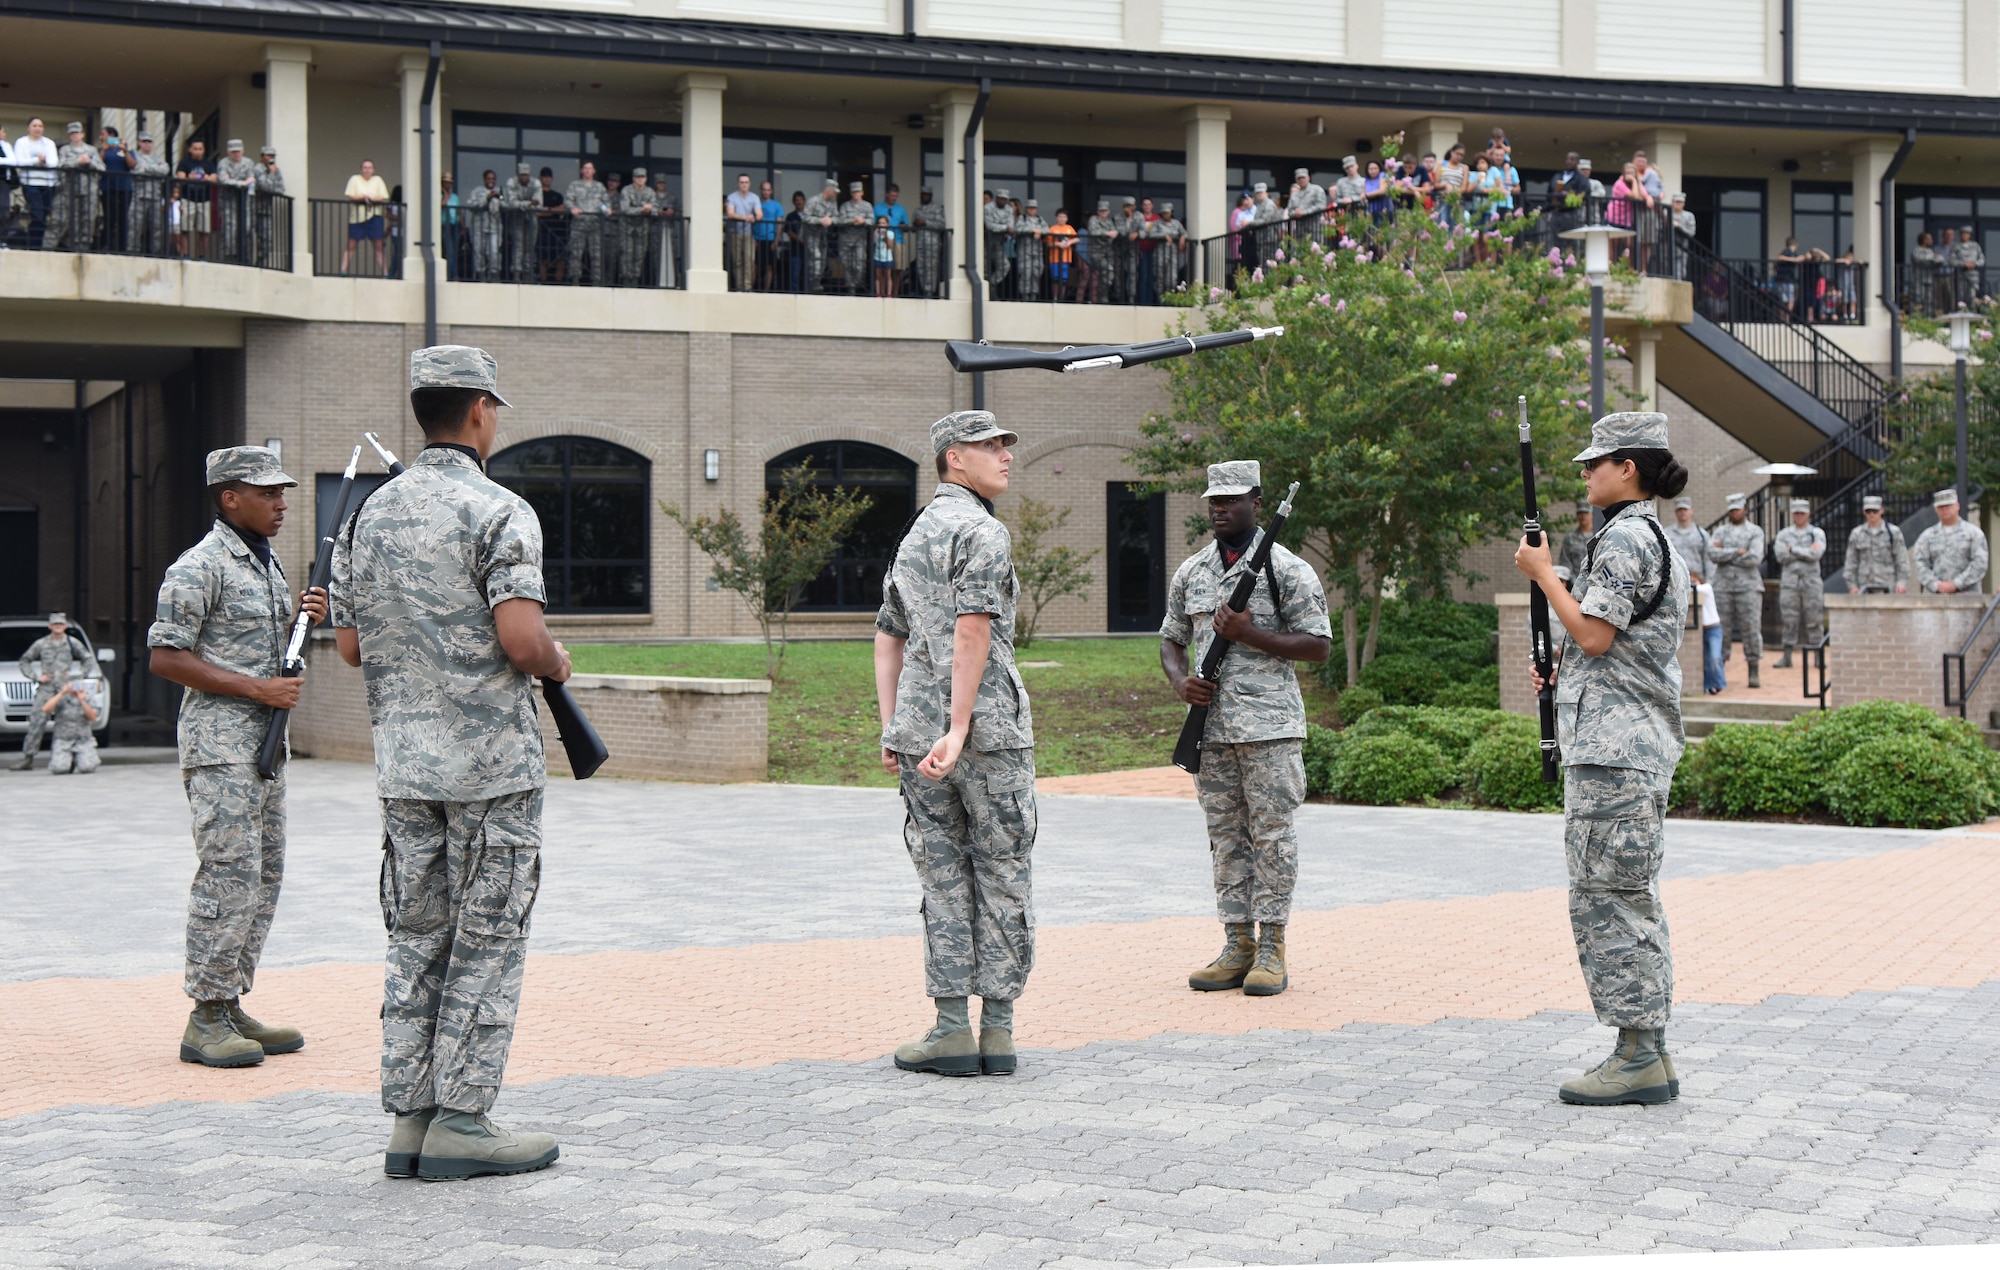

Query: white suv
left=1, top=618, right=114, bottom=737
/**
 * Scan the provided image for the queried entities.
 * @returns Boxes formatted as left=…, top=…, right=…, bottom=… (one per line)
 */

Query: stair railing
left=1942, top=592, right=2000, bottom=720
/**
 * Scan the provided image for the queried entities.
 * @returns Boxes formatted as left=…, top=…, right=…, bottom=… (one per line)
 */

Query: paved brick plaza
left=3, top=760, right=1998, bottom=1266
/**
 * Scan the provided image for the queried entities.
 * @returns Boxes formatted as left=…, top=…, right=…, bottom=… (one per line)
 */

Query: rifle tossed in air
left=256, top=445, right=361, bottom=781
left=362, top=432, right=610, bottom=781
left=944, top=326, right=1285, bottom=375
left=1517, top=397, right=1560, bottom=783
left=1170, top=482, right=1300, bottom=775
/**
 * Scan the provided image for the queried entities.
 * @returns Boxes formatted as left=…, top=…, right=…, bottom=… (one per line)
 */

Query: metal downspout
left=963, top=77, right=990, bottom=410
left=1882, top=128, right=1917, bottom=381
left=420, top=40, right=441, bottom=347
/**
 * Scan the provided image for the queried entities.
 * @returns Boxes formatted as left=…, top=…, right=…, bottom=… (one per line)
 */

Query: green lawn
left=570, top=638, right=1342, bottom=786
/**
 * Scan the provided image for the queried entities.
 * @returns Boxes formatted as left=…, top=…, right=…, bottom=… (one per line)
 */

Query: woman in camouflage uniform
left=1516, top=411, right=1690, bottom=1107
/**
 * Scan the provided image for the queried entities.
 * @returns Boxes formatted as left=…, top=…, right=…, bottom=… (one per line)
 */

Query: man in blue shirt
left=755, top=179, right=782, bottom=290
left=874, top=184, right=910, bottom=290
left=99, top=125, right=134, bottom=252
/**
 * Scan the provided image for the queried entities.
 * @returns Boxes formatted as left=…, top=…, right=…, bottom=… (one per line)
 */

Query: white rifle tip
left=342, top=445, right=361, bottom=479
left=1252, top=325, right=1285, bottom=339
left=1063, top=354, right=1124, bottom=372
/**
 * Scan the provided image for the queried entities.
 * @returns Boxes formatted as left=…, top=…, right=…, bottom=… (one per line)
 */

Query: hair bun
left=1657, top=458, right=1690, bottom=500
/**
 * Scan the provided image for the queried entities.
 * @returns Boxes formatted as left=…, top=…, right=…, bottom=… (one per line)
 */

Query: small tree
left=1006, top=496, right=1099, bottom=645
left=661, top=462, right=871, bottom=679
left=1882, top=308, right=2000, bottom=499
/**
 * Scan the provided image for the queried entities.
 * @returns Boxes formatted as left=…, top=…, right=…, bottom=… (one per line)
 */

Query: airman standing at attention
left=1771, top=499, right=1827, bottom=667
left=983, top=186, right=1016, bottom=294
left=1663, top=496, right=1709, bottom=587
left=1709, top=492, right=1767, bottom=686
left=1844, top=495, right=1910, bottom=593
left=1557, top=501, right=1594, bottom=580
left=803, top=176, right=842, bottom=293
left=838, top=180, right=877, bottom=295
left=875, top=411, right=1036, bottom=1079
left=498, top=162, right=540, bottom=281
left=618, top=167, right=661, bottom=287
left=1912, top=488, right=1989, bottom=594
left=563, top=161, right=609, bottom=285
left=1012, top=197, right=1048, bottom=301
left=1162, top=461, right=1332, bottom=998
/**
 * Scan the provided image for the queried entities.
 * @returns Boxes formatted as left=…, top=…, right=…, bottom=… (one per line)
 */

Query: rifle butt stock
left=255, top=703, right=291, bottom=780
left=542, top=678, right=609, bottom=780
left=1171, top=704, right=1210, bottom=774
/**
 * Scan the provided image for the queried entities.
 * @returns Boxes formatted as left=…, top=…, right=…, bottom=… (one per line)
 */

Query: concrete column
left=1632, top=128, right=1686, bottom=203
left=1768, top=174, right=1792, bottom=258
left=263, top=43, right=312, bottom=275
left=1181, top=104, right=1230, bottom=245
left=1971, top=0, right=2000, bottom=96
left=1632, top=329, right=1661, bottom=410
left=1560, top=0, right=1595, bottom=76
left=1346, top=0, right=1384, bottom=62
left=679, top=72, right=728, bottom=294
left=936, top=87, right=982, bottom=301
left=397, top=52, right=442, bottom=277
left=891, top=128, right=922, bottom=208
left=1848, top=136, right=1901, bottom=329
left=1408, top=116, right=1463, bottom=164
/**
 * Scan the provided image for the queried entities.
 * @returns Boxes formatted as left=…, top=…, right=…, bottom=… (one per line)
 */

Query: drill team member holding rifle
left=1513, top=412, right=1691, bottom=1106
left=148, top=446, right=325, bottom=1067
left=875, top=410, right=1037, bottom=1078
left=331, top=346, right=567, bottom=1178
left=1162, top=461, right=1331, bottom=997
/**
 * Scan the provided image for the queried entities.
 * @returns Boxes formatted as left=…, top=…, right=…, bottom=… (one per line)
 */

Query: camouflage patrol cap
left=226, top=138, right=244, bottom=151
left=260, top=145, right=276, bottom=156
left=1096, top=200, right=1109, bottom=211
left=1202, top=460, right=1261, bottom=499
left=205, top=445, right=296, bottom=488
left=1789, top=498, right=1811, bottom=514
left=633, top=166, right=647, bottom=178
left=1575, top=500, right=1593, bottom=516
left=1160, top=202, right=1174, bottom=213
left=1673, top=496, right=1693, bottom=510
left=1572, top=410, right=1669, bottom=462
left=849, top=180, right=864, bottom=193
left=65, top=121, right=83, bottom=135
left=1935, top=487, right=1961, bottom=506
left=930, top=410, right=1019, bottom=455
left=1862, top=495, right=1884, bottom=511
left=47, top=612, right=67, bottom=626
left=516, top=161, right=531, bottom=174
left=410, top=345, right=511, bottom=407
left=1725, top=492, right=1747, bottom=510
left=822, top=175, right=839, bottom=189
left=1251, top=183, right=1267, bottom=194
left=1294, top=167, right=1311, bottom=179
left=993, top=187, right=1010, bottom=200
left=1342, top=156, right=1358, bottom=170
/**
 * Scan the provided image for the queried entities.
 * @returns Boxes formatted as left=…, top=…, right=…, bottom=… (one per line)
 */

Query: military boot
left=1558, top=1028, right=1674, bottom=1105
left=417, top=1111, right=559, bottom=1180
left=1774, top=647, right=1794, bottom=669
left=1746, top=660, right=1761, bottom=689
left=1188, top=922, right=1258, bottom=991
left=979, top=998, right=1016, bottom=1076
left=893, top=996, right=981, bottom=1076
left=1241, top=922, right=1288, bottom=997
left=1655, top=1027, right=1680, bottom=1100
left=227, top=999, right=304, bottom=1055
left=178, top=1000, right=265, bottom=1068
left=384, top=1109, right=434, bottom=1178
left=13, top=753, right=34, bottom=771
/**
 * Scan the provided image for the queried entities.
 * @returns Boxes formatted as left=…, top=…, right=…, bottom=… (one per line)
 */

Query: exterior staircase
left=1679, top=697, right=1820, bottom=739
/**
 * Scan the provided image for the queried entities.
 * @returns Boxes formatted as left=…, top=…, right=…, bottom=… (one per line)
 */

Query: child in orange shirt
left=1046, top=211, right=1077, bottom=303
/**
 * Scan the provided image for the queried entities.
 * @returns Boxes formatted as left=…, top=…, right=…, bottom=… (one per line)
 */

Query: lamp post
left=1559, top=222, right=1636, bottom=417
left=1946, top=308, right=1976, bottom=510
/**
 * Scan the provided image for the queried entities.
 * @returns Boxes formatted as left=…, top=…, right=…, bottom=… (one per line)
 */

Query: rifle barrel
left=1518, top=398, right=1560, bottom=784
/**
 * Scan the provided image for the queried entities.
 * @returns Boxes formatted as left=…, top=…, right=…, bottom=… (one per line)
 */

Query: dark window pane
left=1794, top=191, right=1834, bottom=212
left=773, top=142, right=827, bottom=166
left=522, top=129, right=579, bottom=152
left=1933, top=197, right=1973, bottom=216
left=568, top=565, right=646, bottom=610
left=489, top=439, right=565, bottom=480
left=457, top=124, right=516, bottom=150
left=651, top=135, right=682, bottom=160
left=725, top=137, right=768, bottom=164
left=766, top=441, right=915, bottom=611
left=986, top=153, right=1028, bottom=177
left=567, top=439, right=643, bottom=478
left=569, top=484, right=647, bottom=559
left=1720, top=189, right=1763, bottom=209
left=490, top=437, right=649, bottom=612
left=1143, top=161, right=1186, bottom=183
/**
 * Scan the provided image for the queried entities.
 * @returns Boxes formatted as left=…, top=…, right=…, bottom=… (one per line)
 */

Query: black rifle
left=1517, top=397, right=1560, bottom=783
left=1170, top=481, right=1300, bottom=775
left=362, top=432, right=609, bottom=780
left=945, top=326, right=1285, bottom=375
left=257, top=446, right=361, bottom=780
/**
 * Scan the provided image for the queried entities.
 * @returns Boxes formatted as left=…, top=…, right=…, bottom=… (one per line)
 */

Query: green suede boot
left=227, top=999, right=304, bottom=1055
left=178, top=1000, right=265, bottom=1068
left=1559, top=1028, right=1674, bottom=1106
left=979, top=997, right=1016, bottom=1076
left=417, top=1111, right=559, bottom=1180
left=893, top=996, right=980, bottom=1076
left=384, top=1109, right=434, bottom=1178
left=1655, top=1027, right=1680, bottom=1100
left=1188, top=922, right=1258, bottom=992
left=1241, top=922, right=1288, bottom=997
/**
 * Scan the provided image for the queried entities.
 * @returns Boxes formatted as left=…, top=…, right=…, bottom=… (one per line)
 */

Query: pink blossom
left=1463, top=460, right=1473, bottom=469
left=1209, top=286, right=1223, bottom=300
left=1313, top=293, right=1331, bottom=306
left=1403, top=268, right=1415, bottom=279
left=1546, top=248, right=1561, bottom=264
left=1424, top=364, right=1439, bottom=373
left=1981, top=329, right=1994, bottom=341
left=1335, top=299, right=1347, bottom=313
left=1275, top=246, right=1287, bottom=261
left=1552, top=266, right=1565, bottom=279
left=1453, top=310, right=1468, bottom=323
left=1339, top=235, right=1356, bottom=249
left=1564, top=252, right=1576, bottom=266
left=1559, top=398, right=1570, bottom=407
left=1419, top=231, right=1432, bottom=241
left=1442, top=372, right=1458, bottom=386
left=1251, top=266, right=1264, bottom=282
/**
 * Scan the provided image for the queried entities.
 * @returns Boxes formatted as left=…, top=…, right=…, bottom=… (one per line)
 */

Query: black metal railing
left=311, top=197, right=407, bottom=278
left=441, top=206, right=688, bottom=289
left=724, top=224, right=950, bottom=298
left=984, top=230, right=1192, bottom=304
left=1715, top=258, right=1869, bottom=326
left=1944, top=592, right=2000, bottom=720
left=1804, top=632, right=1832, bottom=709
left=1898, top=262, right=1995, bottom=317
left=4, top=170, right=290, bottom=270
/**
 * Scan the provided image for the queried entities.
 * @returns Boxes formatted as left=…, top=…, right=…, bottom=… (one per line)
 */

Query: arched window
left=489, top=437, right=650, bottom=612
left=766, top=441, right=916, bottom=610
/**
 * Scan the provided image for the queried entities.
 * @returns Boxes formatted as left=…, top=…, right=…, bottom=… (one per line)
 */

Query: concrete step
left=1680, top=697, right=1821, bottom=724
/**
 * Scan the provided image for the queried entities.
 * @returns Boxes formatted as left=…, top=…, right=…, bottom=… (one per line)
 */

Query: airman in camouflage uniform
left=1115, top=197, right=1148, bottom=304
left=1709, top=491, right=1767, bottom=685
left=1664, top=496, right=1710, bottom=585
left=1913, top=487, right=1989, bottom=594
left=875, top=410, right=1036, bottom=1079
left=1084, top=200, right=1118, bottom=303
left=1556, top=502, right=1594, bottom=580
left=253, top=145, right=288, bottom=266
left=1772, top=499, right=1827, bottom=666
left=911, top=187, right=945, bottom=296
left=147, top=446, right=321, bottom=1070
left=1012, top=198, right=1048, bottom=300
left=216, top=139, right=259, bottom=263
left=1517, top=412, right=1690, bottom=1107
left=45, top=122, right=104, bottom=251
left=617, top=168, right=660, bottom=287
left=1285, top=168, right=1327, bottom=235
left=802, top=177, right=842, bottom=293
left=837, top=180, right=876, bottom=295
left=461, top=168, right=502, bottom=283
left=1150, top=202, right=1187, bottom=295
left=982, top=187, right=1016, bottom=294
left=1247, top=182, right=1282, bottom=268
left=131, top=132, right=172, bottom=255
left=15, top=613, right=87, bottom=770
left=498, top=162, right=540, bottom=281
left=1163, top=460, right=1332, bottom=999
left=330, top=346, right=563, bottom=1180
left=43, top=666, right=102, bottom=775
left=1844, top=495, right=1910, bottom=593
left=564, top=161, right=609, bottom=285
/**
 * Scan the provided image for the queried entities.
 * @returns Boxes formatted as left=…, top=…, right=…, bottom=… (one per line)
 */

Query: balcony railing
left=4, top=170, right=290, bottom=271
left=983, top=230, right=1193, bottom=305
left=1897, top=262, right=1995, bottom=318
left=724, top=224, right=950, bottom=298
left=1709, top=258, right=1869, bottom=326
left=443, top=205, right=687, bottom=289
left=311, top=197, right=407, bottom=278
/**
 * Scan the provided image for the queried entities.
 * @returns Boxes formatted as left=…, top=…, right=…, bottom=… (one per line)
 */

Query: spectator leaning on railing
left=911, top=186, right=945, bottom=297
left=14, top=118, right=60, bottom=246
left=216, top=138, right=257, bottom=262
left=463, top=168, right=500, bottom=282
left=47, top=122, right=104, bottom=253
left=339, top=158, right=389, bottom=276
left=98, top=125, right=133, bottom=252
left=130, top=130, right=169, bottom=255
left=838, top=180, right=874, bottom=296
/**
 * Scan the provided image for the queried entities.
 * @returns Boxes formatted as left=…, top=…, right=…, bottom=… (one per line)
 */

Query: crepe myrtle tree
left=1882, top=306, right=2000, bottom=501
left=1135, top=211, right=1595, bottom=685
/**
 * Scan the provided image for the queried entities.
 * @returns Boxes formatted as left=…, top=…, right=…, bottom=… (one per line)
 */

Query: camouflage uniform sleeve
left=951, top=521, right=1011, bottom=617
left=329, top=523, right=355, bottom=628
left=146, top=551, right=216, bottom=650
left=875, top=574, right=910, bottom=639
left=1576, top=523, right=1654, bottom=631
left=1160, top=558, right=1194, bottom=647
left=1275, top=551, right=1333, bottom=639
left=478, top=498, right=548, bottom=609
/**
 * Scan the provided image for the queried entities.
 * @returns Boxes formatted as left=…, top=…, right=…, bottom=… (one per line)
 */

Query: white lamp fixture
left=1557, top=222, right=1635, bottom=283
left=264, top=437, right=283, bottom=465
left=703, top=448, right=721, bottom=482
left=1946, top=309, right=1977, bottom=359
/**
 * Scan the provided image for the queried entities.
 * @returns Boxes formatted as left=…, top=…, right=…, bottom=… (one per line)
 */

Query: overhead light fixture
left=704, top=448, right=720, bottom=482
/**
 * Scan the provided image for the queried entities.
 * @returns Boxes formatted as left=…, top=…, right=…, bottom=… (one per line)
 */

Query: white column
left=1849, top=136, right=1901, bottom=329
left=1971, top=0, right=2000, bottom=96
left=1347, top=0, right=1384, bottom=62
left=1408, top=116, right=1463, bottom=164
left=1633, top=329, right=1661, bottom=411
left=1560, top=0, right=1596, bottom=76
left=264, top=43, right=312, bottom=275
left=891, top=129, right=922, bottom=207
left=397, top=52, right=442, bottom=278
left=1632, top=128, right=1686, bottom=203
left=679, top=72, right=727, bottom=294
left=1181, top=104, right=1230, bottom=246
left=936, top=87, right=982, bottom=301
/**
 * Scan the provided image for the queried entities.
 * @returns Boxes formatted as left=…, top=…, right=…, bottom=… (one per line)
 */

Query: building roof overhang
left=8, top=0, right=1999, bottom=136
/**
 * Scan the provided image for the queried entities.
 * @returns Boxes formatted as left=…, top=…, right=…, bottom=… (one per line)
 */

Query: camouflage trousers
left=19, top=683, right=57, bottom=757
left=898, top=747, right=1037, bottom=1001
left=379, top=789, right=543, bottom=1115
left=1563, top=764, right=1673, bottom=1029
left=183, top=762, right=287, bottom=1002
left=1779, top=574, right=1826, bottom=649
left=1196, top=737, right=1306, bottom=925
left=1713, top=585, right=1763, bottom=663
left=49, top=735, right=100, bottom=774
left=567, top=221, right=603, bottom=284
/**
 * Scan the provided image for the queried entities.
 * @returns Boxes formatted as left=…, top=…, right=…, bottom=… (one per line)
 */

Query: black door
left=0, top=509, right=35, bottom=613
left=1106, top=482, right=1165, bottom=632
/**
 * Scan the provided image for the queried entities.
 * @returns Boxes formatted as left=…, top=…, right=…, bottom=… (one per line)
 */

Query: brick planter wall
left=288, top=639, right=770, bottom=782
left=1496, top=592, right=1703, bottom=715
left=1825, top=593, right=2000, bottom=722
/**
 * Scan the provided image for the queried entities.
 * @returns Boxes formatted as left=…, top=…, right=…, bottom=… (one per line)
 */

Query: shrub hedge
left=1333, top=733, right=1453, bottom=805
left=1466, top=716, right=1565, bottom=810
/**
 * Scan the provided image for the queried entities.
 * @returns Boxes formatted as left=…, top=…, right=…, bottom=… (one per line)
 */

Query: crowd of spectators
left=1905, top=225, right=1988, bottom=315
